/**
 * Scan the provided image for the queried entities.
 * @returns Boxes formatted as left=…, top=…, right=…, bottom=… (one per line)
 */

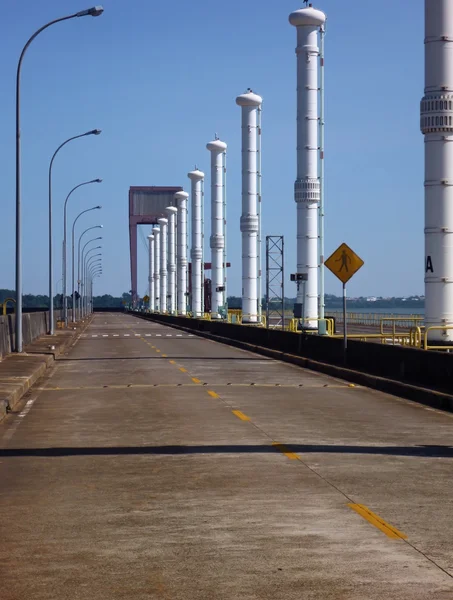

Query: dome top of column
left=207, top=139, right=227, bottom=152
left=174, top=191, right=189, bottom=201
left=289, top=6, right=326, bottom=27
left=188, top=169, right=205, bottom=181
left=236, top=89, right=262, bottom=107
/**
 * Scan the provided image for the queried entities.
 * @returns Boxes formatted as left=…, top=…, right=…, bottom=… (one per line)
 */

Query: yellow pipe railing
left=1, top=298, right=16, bottom=316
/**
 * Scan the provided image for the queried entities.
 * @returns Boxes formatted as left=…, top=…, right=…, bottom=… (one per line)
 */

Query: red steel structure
left=129, top=186, right=182, bottom=304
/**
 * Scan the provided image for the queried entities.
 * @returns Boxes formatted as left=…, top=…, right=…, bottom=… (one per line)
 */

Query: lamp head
left=77, top=6, right=104, bottom=17
left=95, top=178, right=102, bottom=183
left=87, top=129, right=102, bottom=136
left=96, top=205, right=102, bottom=209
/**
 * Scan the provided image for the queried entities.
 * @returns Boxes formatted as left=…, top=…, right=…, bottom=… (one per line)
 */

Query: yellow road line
left=179, top=367, right=187, bottom=373
left=169, top=360, right=175, bottom=364
left=232, top=410, right=250, bottom=421
left=156, top=349, right=161, bottom=353
left=207, top=390, right=219, bottom=399
left=272, top=442, right=299, bottom=460
left=162, top=354, right=168, bottom=358
left=348, top=504, right=407, bottom=539
left=191, top=377, right=201, bottom=384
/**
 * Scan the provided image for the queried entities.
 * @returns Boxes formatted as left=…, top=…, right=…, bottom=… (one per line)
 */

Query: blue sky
left=0, top=0, right=424, bottom=298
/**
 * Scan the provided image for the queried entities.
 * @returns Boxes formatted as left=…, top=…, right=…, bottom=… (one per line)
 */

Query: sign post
left=324, top=243, right=364, bottom=362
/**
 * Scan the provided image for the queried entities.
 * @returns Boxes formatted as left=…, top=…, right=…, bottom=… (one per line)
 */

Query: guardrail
left=129, top=307, right=453, bottom=352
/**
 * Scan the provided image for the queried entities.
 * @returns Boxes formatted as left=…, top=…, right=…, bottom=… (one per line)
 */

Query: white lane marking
left=135, top=334, right=140, bottom=337
left=124, top=334, right=130, bottom=337
left=156, top=334, right=162, bottom=337
left=166, top=334, right=172, bottom=337
left=102, top=335, right=108, bottom=337
left=176, top=334, right=182, bottom=337
left=188, top=335, right=194, bottom=337
left=92, top=335, right=98, bottom=338
left=2, top=397, right=37, bottom=443
left=145, top=334, right=151, bottom=337
left=113, top=334, right=119, bottom=337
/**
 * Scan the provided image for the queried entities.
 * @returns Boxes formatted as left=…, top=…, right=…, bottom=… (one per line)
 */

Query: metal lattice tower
left=265, top=236, right=284, bottom=329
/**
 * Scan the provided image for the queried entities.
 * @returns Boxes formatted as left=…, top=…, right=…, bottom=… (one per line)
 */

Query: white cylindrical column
left=188, top=169, right=205, bottom=318
left=236, top=89, right=262, bottom=324
left=175, top=191, right=189, bottom=315
left=147, top=234, right=155, bottom=312
left=289, top=6, right=325, bottom=329
left=421, top=0, right=453, bottom=343
left=153, top=226, right=161, bottom=313
left=166, top=207, right=178, bottom=315
left=207, top=138, right=227, bottom=319
left=158, top=218, right=168, bottom=313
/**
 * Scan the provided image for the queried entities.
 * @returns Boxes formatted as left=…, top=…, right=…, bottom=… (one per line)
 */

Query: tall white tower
left=158, top=217, right=168, bottom=313
left=188, top=168, right=205, bottom=318
left=236, top=89, right=262, bottom=323
left=175, top=191, right=189, bottom=315
left=147, top=233, right=154, bottom=312
left=421, top=0, right=453, bottom=344
left=153, top=226, right=161, bottom=312
left=289, top=5, right=325, bottom=329
left=207, top=137, right=227, bottom=319
left=166, top=206, right=178, bottom=315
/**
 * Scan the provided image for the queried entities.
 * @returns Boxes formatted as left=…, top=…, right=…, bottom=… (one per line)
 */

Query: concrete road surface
left=1, top=312, right=452, bottom=599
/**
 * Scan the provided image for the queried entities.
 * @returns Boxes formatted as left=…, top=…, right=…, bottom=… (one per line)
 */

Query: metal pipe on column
left=147, top=234, right=154, bottom=312
left=206, top=137, right=227, bottom=319
left=175, top=191, right=189, bottom=315
left=166, top=207, right=178, bottom=314
left=236, top=89, right=262, bottom=324
left=158, top=218, right=168, bottom=313
left=188, top=169, right=205, bottom=318
left=421, top=0, right=453, bottom=343
left=153, top=226, right=161, bottom=312
left=289, top=5, right=325, bottom=330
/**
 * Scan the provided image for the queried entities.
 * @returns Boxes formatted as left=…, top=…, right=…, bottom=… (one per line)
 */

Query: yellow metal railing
left=1, top=298, right=16, bottom=316
left=286, top=318, right=335, bottom=336
left=423, top=326, right=453, bottom=351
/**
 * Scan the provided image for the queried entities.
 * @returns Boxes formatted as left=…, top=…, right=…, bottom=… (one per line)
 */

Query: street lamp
left=82, top=251, right=102, bottom=317
left=71, top=207, right=101, bottom=322
left=15, top=5, right=104, bottom=352
left=89, top=268, right=102, bottom=314
left=74, top=225, right=102, bottom=320
left=62, top=178, right=102, bottom=325
left=86, top=258, right=102, bottom=317
left=80, top=238, right=102, bottom=315
left=48, top=132, right=101, bottom=335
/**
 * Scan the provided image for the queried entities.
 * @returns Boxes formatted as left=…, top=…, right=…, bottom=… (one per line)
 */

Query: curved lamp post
left=63, top=178, right=102, bottom=325
left=86, top=259, right=102, bottom=317
left=75, top=225, right=102, bottom=319
left=83, top=251, right=102, bottom=317
left=80, top=238, right=102, bottom=316
left=71, top=207, right=101, bottom=322
left=48, top=132, right=101, bottom=334
left=88, top=268, right=102, bottom=314
left=15, top=5, right=104, bottom=351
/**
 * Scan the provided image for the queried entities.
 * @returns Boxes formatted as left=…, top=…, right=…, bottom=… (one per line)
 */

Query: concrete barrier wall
left=0, top=310, right=74, bottom=358
left=138, top=313, right=453, bottom=395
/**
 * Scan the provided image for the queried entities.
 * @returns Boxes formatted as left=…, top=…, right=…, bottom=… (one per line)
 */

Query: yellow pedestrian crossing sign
left=143, top=295, right=150, bottom=304
left=324, top=243, right=364, bottom=284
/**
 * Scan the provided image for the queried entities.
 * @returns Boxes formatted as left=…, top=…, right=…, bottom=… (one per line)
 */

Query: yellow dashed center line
left=207, top=390, right=220, bottom=399
left=348, top=504, right=407, bottom=540
left=232, top=410, right=250, bottom=421
left=179, top=367, right=187, bottom=373
left=169, top=360, right=176, bottom=365
left=192, top=377, right=201, bottom=384
left=272, top=442, right=299, bottom=460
